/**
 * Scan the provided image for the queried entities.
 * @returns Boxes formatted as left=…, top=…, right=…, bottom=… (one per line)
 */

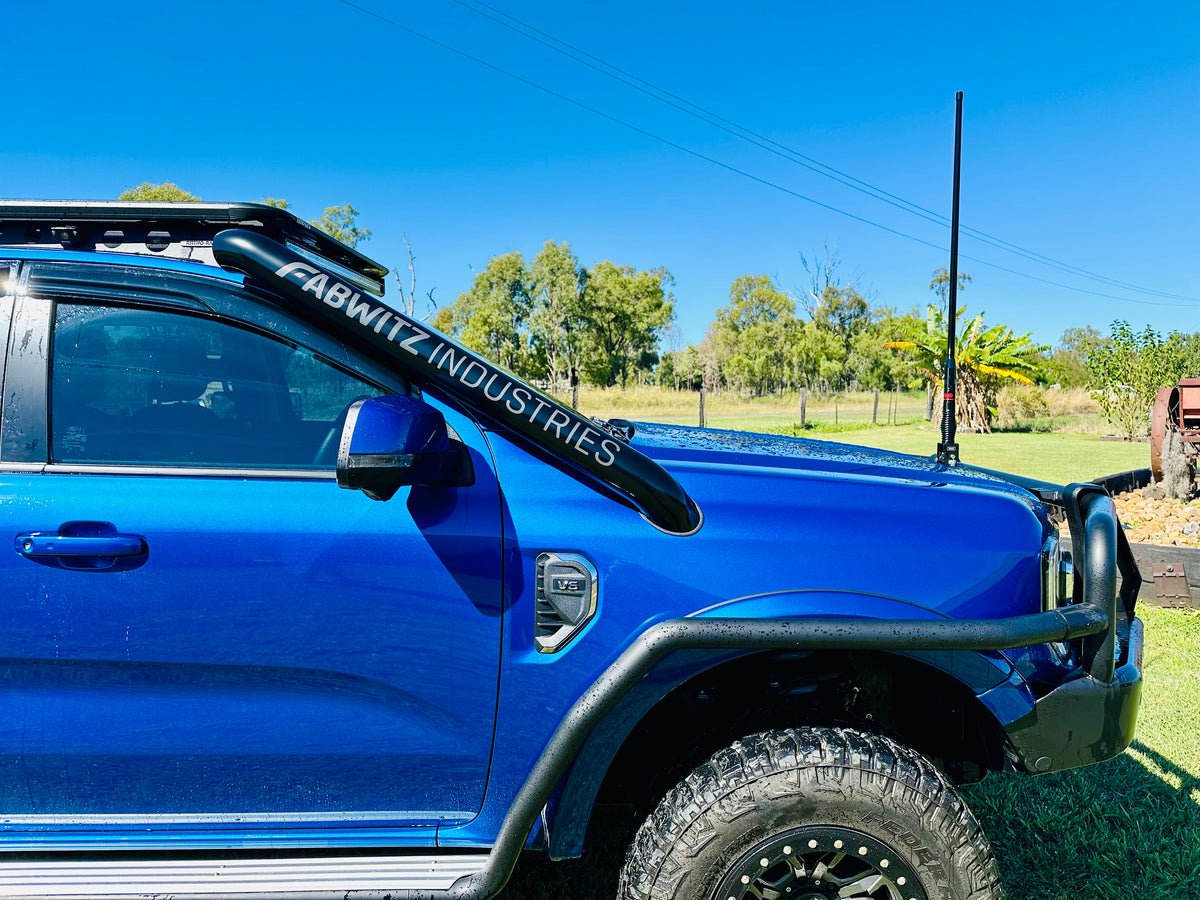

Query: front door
left=0, top=279, right=502, bottom=846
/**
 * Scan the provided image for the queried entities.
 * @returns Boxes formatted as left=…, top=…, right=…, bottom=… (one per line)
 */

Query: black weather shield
left=212, top=229, right=703, bottom=536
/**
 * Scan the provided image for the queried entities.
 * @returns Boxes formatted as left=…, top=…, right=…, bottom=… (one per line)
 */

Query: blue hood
left=630, top=423, right=1038, bottom=506
left=622, top=423, right=1051, bottom=621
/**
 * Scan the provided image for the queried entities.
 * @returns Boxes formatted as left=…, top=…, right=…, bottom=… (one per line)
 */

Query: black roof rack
left=0, top=201, right=389, bottom=296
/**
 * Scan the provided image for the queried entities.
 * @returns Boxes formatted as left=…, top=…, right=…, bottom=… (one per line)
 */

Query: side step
left=0, top=853, right=489, bottom=898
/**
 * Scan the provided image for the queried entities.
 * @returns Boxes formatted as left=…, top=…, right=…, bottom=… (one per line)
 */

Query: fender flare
left=546, top=591, right=1021, bottom=859
left=442, top=604, right=1107, bottom=898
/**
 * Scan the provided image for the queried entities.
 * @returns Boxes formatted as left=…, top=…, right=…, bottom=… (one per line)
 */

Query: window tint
left=51, top=304, right=383, bottom=469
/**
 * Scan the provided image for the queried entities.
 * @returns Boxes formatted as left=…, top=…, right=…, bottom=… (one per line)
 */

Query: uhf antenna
left=937, top=90, right=964, bottom=466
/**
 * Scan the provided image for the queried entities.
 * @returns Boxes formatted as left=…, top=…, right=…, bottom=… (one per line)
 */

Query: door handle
left=15, top=522, right=148, bottom=571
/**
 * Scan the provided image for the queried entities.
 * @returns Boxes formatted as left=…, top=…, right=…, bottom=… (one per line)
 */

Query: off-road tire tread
left=617, top=726, right=1002, bottom=900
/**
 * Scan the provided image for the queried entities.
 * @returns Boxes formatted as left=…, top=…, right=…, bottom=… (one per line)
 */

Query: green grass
left=821, top=422, right=1148, bottom=485
left=498, top=608, right=1200, bottom=900
left=570, top=386, right=930, bottom=423
left=567, top=385, right=1145, bottom=484
left=644, top=416, right=1146, bottom=485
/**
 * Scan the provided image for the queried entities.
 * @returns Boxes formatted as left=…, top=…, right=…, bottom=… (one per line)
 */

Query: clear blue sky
left=5, top=1, right=1198, bottom=350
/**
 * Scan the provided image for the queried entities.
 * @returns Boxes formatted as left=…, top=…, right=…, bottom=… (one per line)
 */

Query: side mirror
left=336, top=395, right=472, bottom=501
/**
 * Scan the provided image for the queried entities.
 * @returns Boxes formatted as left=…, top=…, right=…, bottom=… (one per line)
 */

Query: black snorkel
left=213, top=229, right=703, bottom=536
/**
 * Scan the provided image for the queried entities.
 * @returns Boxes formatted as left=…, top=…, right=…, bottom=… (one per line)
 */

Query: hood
left=627, top=423, right=1052, bottom=621
left=630, top=422, right=1038, bottom=506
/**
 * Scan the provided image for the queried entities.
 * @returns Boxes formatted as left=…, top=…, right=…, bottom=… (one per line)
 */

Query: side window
left=51, top=303, right=383, bottom=469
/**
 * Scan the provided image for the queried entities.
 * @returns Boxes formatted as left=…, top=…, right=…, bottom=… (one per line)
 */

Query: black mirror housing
left=336, top=395, right=472, bottom=500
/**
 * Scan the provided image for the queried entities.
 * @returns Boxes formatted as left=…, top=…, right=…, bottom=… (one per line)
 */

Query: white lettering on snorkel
left=483, top=373, right=510, bottom=403
left=302, top=272, right=329, bottom=298
left=400, top=325, right=431, bottom=356
left=273, top=261, right=624, bottom=469
left=506, top=387, right=530, bottom=416
left=436, top=346, right=469, bottom=378
left=545, top=410, right=572, bottom=439
left=325, top=282, right=354, bottom=308
left=346, top=295, right=386, bottom=327
left=276, top=261, right=319, bottom=280
left=459, top=361, right=489, bottom=389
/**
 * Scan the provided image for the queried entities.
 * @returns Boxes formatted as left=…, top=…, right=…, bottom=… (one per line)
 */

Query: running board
left=0, top=853, right=489, bottom=898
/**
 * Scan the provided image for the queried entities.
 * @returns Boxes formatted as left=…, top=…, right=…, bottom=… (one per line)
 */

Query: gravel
left=1111, top=490, right=1200, bottom=547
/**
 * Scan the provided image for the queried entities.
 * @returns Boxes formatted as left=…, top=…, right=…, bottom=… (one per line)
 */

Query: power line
left=337, top=0, right=1197, bottom=309
left=450, top=0, right=1199, bottom=304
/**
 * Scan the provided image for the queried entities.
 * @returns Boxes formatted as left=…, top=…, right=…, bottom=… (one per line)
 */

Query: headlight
left=1042, top=533, right=1074, bottom=611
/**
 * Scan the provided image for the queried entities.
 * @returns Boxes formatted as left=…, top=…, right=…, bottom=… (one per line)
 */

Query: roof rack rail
left=0, top=200, right=389, bottom=296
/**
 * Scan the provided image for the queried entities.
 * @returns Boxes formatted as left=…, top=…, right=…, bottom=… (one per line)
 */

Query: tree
left=259, top=199, right=371, bottom=249
left=1044, top=326, right=1104, bottom=388
left=117, top=182, right=200, bottom=201
left=887, top=304, right=1044, bottom=432
left=787, top=318, right=843, bottom=391
left=710, top=275, right=796, bottom=395
left=657, top=342, right=702, bottom=391
left=810, top=284, right=872, bottom=388
left=929, top=267, right=972, bottom=316
left=660, top=323, right=685, bottom=390
left=450, top=252, right=534, bottom=377
left=849, top=309, right=922, bottom=391
left=310, top=203, right=371, bottom=248
left=579, top=262, right=674, bottom=387
left=811, top=284, right=870, bottom=351
left=390, top=233, right=436, bottom=318
left=798, top=244, right=869, bottom=315
left=430, top=305, right=455, bottom=336
left=529, top=241, right=586, bottom=392
left=437, top=243, right=674, bottom=386
left=1086, top=321, right=1171, bottom=439
left=797, top=248, right=879, bottom=389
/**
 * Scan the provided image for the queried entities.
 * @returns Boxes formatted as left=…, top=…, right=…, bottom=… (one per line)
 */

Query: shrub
left=1043, top=386, right=1099, bottom=417
left=996, top=383, right=1050, bottom=430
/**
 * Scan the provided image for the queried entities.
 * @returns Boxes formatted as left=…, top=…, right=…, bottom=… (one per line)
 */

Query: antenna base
left=937, top=443, right=960, bottom=466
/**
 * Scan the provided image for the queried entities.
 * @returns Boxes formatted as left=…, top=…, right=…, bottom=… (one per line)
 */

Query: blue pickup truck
left=0, top=202, right=1142, bottom=900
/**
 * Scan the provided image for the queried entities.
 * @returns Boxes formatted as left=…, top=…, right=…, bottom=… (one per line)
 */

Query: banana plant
left=886, top=304, right=1044, bottom=432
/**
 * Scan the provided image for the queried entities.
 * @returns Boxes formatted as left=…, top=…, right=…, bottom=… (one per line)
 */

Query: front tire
left=618, top=727, right=1001, bottom=900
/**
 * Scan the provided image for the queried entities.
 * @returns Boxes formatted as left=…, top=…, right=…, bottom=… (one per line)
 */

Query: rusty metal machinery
left=1150, top=378, right=1200, bottom=481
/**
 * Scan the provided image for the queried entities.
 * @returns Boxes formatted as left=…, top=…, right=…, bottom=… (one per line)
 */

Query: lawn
left=826, top=423, right=1148, bottom=486
left=571, top=385, right=1149, bottom=485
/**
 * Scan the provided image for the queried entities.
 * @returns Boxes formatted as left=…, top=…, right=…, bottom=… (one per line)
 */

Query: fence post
left=699, top=386, right=707, bottom=428
left=872, top=388, right=879, bottom=425
left=800, top=388, right=807, bottom=429
left=570, top=368, right=579, bottom=411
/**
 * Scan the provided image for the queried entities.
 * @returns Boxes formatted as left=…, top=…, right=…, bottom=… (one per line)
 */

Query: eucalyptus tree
left=117, top=182, right=201, bottom=201
left=450, top=252, right=535, bottom=377
left=529, top=241, right=586, bottom=392
left=579, top=262, right=674, bottom=387
left=709, top=275, right=796, bottom=395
